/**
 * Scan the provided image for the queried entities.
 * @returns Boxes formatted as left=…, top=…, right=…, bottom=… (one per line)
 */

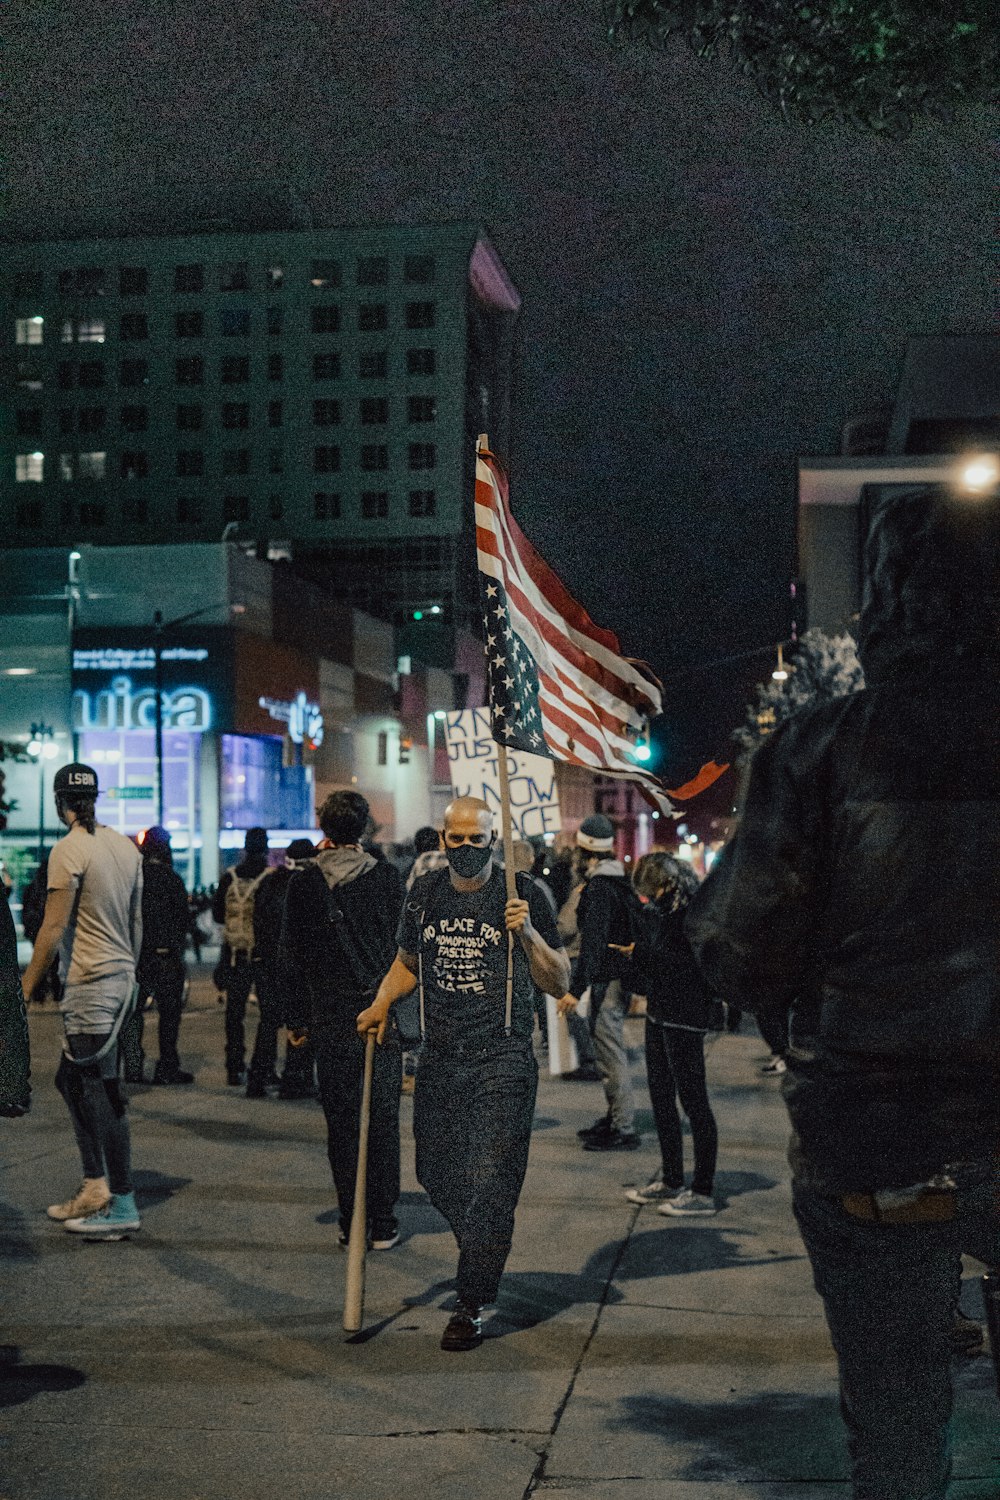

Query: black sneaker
left=583, top=1128, right=642, bottom=1152
left=577, top=1114, right=612, bottom=1141
left=151, top=1067, right=194, bottom=1086
left=441, top=1301, right=483, bottom=1351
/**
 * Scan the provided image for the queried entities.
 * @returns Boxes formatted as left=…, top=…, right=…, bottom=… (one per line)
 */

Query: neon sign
left=259, top=691, right=324, bottom=746
left=72, top=674, right=212, bottom=733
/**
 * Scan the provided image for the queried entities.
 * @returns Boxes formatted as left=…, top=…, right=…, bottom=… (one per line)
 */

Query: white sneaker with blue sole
left=64, top=1191, right=141, bottom=1240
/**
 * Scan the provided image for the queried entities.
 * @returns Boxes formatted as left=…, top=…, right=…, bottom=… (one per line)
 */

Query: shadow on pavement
left=133, top=1170, right=192, bottom=1208
left=0, top=1200, right=40, bottom=1263
left=316, top=1189, right=450, bottom=1238
left=0, top=1345, right=87, bottom=1409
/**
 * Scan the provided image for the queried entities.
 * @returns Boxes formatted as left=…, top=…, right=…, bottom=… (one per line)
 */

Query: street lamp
left=27, top=722, right=59, bottom=856
left=152, top=601, right=244, bottom=825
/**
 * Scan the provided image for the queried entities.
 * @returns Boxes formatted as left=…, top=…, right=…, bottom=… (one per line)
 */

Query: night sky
left=5, top=0, right=996, bottom=793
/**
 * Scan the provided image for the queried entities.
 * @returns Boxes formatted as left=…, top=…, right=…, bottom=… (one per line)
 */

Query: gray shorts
left=61, top=971, right=134, bottom=1040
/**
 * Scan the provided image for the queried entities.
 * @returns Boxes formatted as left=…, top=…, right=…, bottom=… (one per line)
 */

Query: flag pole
left=480, top=433, right=518, bottom=1035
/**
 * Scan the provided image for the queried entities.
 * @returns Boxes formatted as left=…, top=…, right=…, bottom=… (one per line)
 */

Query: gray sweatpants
left=593, top=979, right=635, bottom=1133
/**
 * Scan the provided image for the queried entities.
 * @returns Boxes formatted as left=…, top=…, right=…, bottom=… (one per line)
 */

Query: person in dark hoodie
left=250, top=837, right=317, bottom=1099
left=685, top=483, right=1000, bottom=1500
left=211, top=827, right=273, bottom=1086
left=130, top=826, right=194, bottom=1085
left=280, top=792, right=404, bottom=1248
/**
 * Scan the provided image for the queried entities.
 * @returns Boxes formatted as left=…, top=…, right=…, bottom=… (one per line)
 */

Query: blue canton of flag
left=482, top=578, right=550, bottom=756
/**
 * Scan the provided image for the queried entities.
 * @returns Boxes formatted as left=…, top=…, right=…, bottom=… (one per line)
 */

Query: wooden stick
left=497, top=742, right=517, bottom=1034
left=343, top=1031, right=376, bottom=1333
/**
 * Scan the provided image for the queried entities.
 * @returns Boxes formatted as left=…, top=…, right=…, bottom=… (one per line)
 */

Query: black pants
left=222, top=957, right=280, bottom=1078
left=414, top=1036, right=537, bottom=1308
left=55, top=1034, right=133, bottom=1196
left=757, top=1009, right=788, bottom=1059
left=314, top=1019, right=402, bottom=1237
left=644, top=1019, right=718, bottom=1198
left=137, top=950, right=186, bottom=1075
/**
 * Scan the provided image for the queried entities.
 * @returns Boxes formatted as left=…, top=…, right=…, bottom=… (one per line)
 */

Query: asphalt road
left=1, top=973, right=996, bottom=1500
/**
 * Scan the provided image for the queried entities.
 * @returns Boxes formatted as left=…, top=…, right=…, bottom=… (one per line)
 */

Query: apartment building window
left=16, top=362, right=43, bottom=392
left=266, top=307, right=283, bottom=335
left=174, top=264, right=204, bottom=293
left=313, top=399, right=341, bottom=426
left=220, top=355, right=250, bottom=384
left=268, top=400, right=283, bottom=428
left=358, top=302, right=388, bottom=331
left=15, top=409, right=43, bottom=435
left=58, top=409, right=75, bottom=433
left=310, top=259, right=341, bottom=288
left=357, top=256, right=388, bottom=286
left=176, top=404, right=203, bottom=430
left=407, top=348, right=435, bottom=375
left=78, top=452, right=107, bottom=481
left=377, top=731, right=388, bottom=766
left=79, top=362, right=107, bottom=388
left=360, top=489, right=388, bottom=519
left=16, top=453, right=44, bottom=482
left=222, top=402, right=250, bottom=429
left=79, top=502, right=107, bottom=527
left=15, top=317, right=44, bottom=345
left=267, top=353, right=283, bottom=381
left=14, top=271, right=43, bottom=296
left=361, top=444, right=388, bottom=471
left=16, top=500, right=43, bottom=529
left=79, top=406, right=106, bottom=433
left=219, top=262, right=249, bottom=292
left=59, top=454, right=74, bottom=482
left=74, top=319, right=106, bottom=343
left=176, top=310, right=203, bottom=338
left=268, top=493, right=284, bottom=521
left=119, top=359, right=148, bottom=387
left=58, top=362, right=74, bottom=389
left=119, top=405, right=148, bottom=433
left=266, top=265, right=284, bottom=289
left=175, top=356, right=204, bottom=385
left=408, top=488, right=436, bottom=517
left=312, top=305, right=340, bottom=333
left=220, top=308, right=251, bottom=336
left=313, top=352, right=341, bottom=380
left=313, top=491, right=341, bottom=520
left=358, top=350, right=387, bottom=379
left=267, top=447, right=283, bottom=475
left=120, top=451, right=150, bottom=480
left=314, top=445, right=341, bottom=473
left=404, top=254, right=435, bottom=283
left=407, top=395, right=436, bottom=422
left=360, top=397, right=388, bottom=425
left=176, top=450, right=204, bottom=477
left=177, top=496, right=202, bottom=524
left=60, top=319, right=75, bottom=343
left=405, top=301, right=435, bottom=329
left=119, top=314, right=148, bottom=341
left=119, top=267, right=148, bottom=295
left=59, top=267, right=105, bottom=296
left=122, top=497, right=148, bottom=524
left=222, top=448, right=250, bottom=476
left=223, top=494, right=250, bottom=523
left=408, top=442, right=436, bottom=470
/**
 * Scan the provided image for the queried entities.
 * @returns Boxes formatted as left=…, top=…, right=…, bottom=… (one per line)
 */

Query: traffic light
left=398, top=736, right=412, bottom=765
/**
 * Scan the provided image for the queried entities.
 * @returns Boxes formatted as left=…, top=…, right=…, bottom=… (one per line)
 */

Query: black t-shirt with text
left=399, top=866, right=562, bottom=1047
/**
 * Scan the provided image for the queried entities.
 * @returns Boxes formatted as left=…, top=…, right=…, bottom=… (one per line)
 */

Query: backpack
left=223, top=870, right=270, bottom=958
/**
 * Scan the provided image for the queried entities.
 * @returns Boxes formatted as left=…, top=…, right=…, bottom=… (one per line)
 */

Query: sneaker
left=370, top=1229, right=400, bottom=1251
left=658, top=1188, right=717, bottom=1216
left=151, top=1067, right=194, bottom=1086
left=583, top=1128, right=642, bottom=1153
left=577, top=1113, right=613, bottom=1141
left=441, top=1301, right=483, bottom=1352
left=47, top=1177, right=111, bottom=1222
left=761, top=1056, right=787, bottom=1075
left=64, top=1191, right=141, bottom=1240
left=625, top=1179, right=684, bottom=1206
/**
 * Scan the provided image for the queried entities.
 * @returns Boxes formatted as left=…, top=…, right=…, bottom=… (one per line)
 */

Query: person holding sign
left=357, top=796, right=569, bottom=1352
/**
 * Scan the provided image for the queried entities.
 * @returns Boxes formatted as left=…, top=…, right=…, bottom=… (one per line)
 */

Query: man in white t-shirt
left=22, top=762, right=144, bottom=1240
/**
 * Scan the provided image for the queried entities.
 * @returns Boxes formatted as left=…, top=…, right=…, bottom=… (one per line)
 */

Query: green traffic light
left=412, top=610, right=423, bottom=621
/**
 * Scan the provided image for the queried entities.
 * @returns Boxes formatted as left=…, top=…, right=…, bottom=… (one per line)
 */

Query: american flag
left=474, top=439, right=677, bottom=816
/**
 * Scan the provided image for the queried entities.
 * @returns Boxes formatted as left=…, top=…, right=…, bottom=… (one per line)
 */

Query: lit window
left=78, top=452, right=107, bottom=481
left=361, top=444, right=388, bottom=472
left=77, top=319, right=107, bottom=343
left=15, top=317, right=44, bottom=345
left=16, top=452, right=44, bottom=482
left=361, top=489, right=388, bottom=519
left=408, top=488, right=436, bottom=517
left=314, top=445, right=341, bottom=473
left=310, top=259, right=341, bottom=288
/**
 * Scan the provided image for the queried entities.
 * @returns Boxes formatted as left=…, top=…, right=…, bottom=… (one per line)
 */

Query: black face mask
left=445, top=838, right=494, bottom=878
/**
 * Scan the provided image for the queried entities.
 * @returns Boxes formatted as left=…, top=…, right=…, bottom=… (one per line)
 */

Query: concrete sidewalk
left=1, top=975, right=996, bottom=1500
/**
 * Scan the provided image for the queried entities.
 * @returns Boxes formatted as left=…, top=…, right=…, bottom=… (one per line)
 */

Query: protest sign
left=444, top=708, right=561, bottom=839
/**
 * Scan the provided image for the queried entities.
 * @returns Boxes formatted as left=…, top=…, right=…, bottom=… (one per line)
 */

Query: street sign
left=104, top=786, right=154, bottom=801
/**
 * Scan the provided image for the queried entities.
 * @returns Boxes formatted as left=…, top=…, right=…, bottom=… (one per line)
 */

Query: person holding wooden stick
left=357, top=795, right=569, bottom=1351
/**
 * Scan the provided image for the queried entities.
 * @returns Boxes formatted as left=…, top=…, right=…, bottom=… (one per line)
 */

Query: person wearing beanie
left=21, top=763, right=144, bottom=1239
left=211, top=827, right=274, bottom=1086
left=565, top=814, right=643, bottom=1152
left=126, top=827, right=194, bottom=1086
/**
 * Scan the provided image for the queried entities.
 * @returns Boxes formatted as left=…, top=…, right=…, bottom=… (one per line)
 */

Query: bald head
left=443, top=796, right=492, bottom=838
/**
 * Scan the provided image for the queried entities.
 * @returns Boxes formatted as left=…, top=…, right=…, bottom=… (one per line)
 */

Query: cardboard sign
left=444, top=708, right=561, bottom=839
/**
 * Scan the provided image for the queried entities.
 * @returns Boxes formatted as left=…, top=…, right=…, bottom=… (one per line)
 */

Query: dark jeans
left=567, top=1009, right=597, bottom=1067
left=644, top=1020, right=718, bottom=1197
left=793, top=1166, right=1000, bottom=1500
left=137, top=950, right=186, bottom=1075
left=55, top=1034, right=133, bottom=1196
left=222, top=956, right=280, bottom=1078
left=757, top=1009, right=788, bottom=1058
left=414, top=1035, right=537, bottom=1308
left=314, top=1019, right=402, bottom=1236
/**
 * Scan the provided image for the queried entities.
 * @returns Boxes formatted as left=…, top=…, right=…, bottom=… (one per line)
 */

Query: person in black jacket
left=20, top=856, right=61, bottom=1006
left=625, top=852, right=718, bottom=1215
left=211, top=827, right=272, bottom=1086
left=127, top=827, right=194, bottom=1085
left=280, top=791, right=404, bottom=1248
left=250, top=837, right=317, bottom=1099
left=686, top=484, right=1000, bottom=1500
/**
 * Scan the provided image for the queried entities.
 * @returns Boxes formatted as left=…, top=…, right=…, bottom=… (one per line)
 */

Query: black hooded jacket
left=686, top=487, right=1000, bottom=1194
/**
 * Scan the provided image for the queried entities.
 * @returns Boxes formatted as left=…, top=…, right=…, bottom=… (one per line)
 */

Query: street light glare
left=958, top=454, right=1000, bottom=495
